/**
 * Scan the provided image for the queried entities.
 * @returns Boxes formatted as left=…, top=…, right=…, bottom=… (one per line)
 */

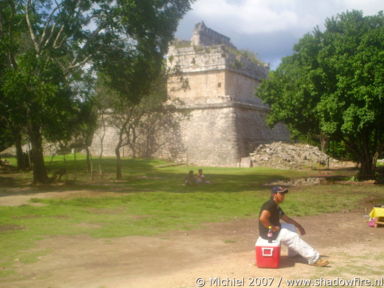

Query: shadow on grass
left=0, top=172, right=291, bottom=196
left=0, top=175, right=20, bottom=187
left=0, top=158, right=300, bottom=196
left=0, top=157, right=361, bottom=198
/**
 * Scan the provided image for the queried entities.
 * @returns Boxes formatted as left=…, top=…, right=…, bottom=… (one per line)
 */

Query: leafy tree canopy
left=0, top=0, right=193, bottom=183
left=258, top=10, right=384, bottom=179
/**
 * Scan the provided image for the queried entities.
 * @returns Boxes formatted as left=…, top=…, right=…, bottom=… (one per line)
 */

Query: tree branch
left=52, top=25, right=65, bottom=48
left=66, top=55, right=91, bottom=72
left=40, top=2, right=62, bottom=48
left=25, top=0, right=40, bottom=54
left=42, top=23, right=57, bottom=48
left=1, top=1, right=18, bottom=69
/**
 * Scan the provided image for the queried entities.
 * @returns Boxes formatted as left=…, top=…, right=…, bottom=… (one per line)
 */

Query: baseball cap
left=271, top=186, right=288, bottom=194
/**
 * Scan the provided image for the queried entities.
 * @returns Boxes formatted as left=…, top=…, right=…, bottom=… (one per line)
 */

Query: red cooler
left=255, top=237, right=280, bottom=268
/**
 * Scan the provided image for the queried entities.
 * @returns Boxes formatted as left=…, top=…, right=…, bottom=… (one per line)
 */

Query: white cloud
left=339, top=0, right=384, bottom=14
left=176, top=0, right=384, bottom=69
left=188, top=0, right=384, bottom=35
left=192, top=0, right=300, bottom=34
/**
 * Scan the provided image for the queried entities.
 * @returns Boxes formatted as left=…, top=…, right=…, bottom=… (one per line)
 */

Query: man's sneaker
left=311, top=258, right=329, bottom=267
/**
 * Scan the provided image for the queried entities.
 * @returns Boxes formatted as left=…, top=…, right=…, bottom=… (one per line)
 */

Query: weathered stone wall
left=234, top=106, right=290, bottom=156
left=89, top=23, right=290, bottom=167
left=90, top=120, right=130, bottom=158
left=191, top=22, right=235, bottom=49
left=90, top=112, right=186, bottom=160
left=164, top=23, right=290, bottom=166
left=89, top=120, right=127, bottom=158
left=167, top=71, right=227, bottom=105
left=176, top=107, right=240, bottom=166
left=167, top=45, right=268, bottom=82
left=225, top=71, right=266, bottom=105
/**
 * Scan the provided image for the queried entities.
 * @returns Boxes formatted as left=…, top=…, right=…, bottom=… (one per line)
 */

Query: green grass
left=1, top=154, right=312, bottom=194
left=1, top=156, right=384, bottom=278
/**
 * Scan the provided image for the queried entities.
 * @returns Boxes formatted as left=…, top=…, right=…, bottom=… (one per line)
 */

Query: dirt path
left=1, top=193, right=384, bottom=288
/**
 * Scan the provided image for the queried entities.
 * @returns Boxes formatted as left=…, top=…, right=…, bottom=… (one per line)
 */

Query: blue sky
left=175, top=0, right=384, bottom=69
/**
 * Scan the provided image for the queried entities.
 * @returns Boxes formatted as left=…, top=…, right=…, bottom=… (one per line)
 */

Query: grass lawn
left=1, top=155, right=384, bottom=277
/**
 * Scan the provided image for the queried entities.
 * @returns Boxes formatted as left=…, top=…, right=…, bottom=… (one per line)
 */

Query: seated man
left=258, top=186, right=329, bottom=267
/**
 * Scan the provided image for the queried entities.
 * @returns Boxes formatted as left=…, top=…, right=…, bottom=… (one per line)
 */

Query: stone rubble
left=249, top=142, right=339, bottom=169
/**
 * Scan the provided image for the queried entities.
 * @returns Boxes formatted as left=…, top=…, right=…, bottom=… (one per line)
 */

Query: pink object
left=368, top=218, right=377, bottom=227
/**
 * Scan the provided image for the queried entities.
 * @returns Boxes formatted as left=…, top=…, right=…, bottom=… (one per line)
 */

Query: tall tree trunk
left=29, top=123, right=48, bottom=184
left=115, top=119, right=128, bottom=180
left=115, top=146, right=122, bottom=180
left=320, top=133, right=329, bottom=153
left=86, top=146, right=91, bottom=173
left=98, top=113, right=106, bottom=177
left=85, top=146, right=94, bottom=180
left=358, top=152, right=377, bottom=180
left=130, top=126, right=137, bottom=158
left=14, top=130, right=26, bottom=170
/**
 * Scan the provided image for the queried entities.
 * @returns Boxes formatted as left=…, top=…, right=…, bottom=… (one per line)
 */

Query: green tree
left=94, top=70, right=163, bottom=180
left=91, top=0, right=193, bottom=180
left=258, top=10, right=384, bottom=179
left=95, top=66, right=181, bottom=179
left=74, top=99, right=99, bottom=174
left=0, top=1, right=29, bottom=169
left=1, top=0, right=193, bottom=183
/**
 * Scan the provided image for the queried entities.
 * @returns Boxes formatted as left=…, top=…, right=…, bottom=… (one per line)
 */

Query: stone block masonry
left=191, top=22, right=235, bottom=49
left=89, top=22, right=290, bottom=167
left=164, top=22, right=289, bottom=166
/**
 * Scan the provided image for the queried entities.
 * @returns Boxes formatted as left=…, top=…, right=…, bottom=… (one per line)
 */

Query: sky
left=175, top=0, right=384, bottom=69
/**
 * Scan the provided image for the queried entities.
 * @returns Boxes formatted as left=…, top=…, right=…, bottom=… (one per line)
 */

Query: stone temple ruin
left=90, top=22, right=290, bottom=166
left=165, top=22, right=289, bottom=166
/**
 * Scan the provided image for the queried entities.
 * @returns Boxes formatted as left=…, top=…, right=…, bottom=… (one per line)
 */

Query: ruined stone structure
left=191, top=22, right=236, bottom=49
left=89, top=22, right=290, bottom=166
left=165, top=22, right=290, bottom=166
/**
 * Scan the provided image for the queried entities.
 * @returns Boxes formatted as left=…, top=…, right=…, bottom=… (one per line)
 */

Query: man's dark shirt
left=258, top=198, right=285, bottom=240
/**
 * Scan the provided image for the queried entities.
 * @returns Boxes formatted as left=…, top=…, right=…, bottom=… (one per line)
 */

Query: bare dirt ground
left=1, top=191, right=384, bottom=288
